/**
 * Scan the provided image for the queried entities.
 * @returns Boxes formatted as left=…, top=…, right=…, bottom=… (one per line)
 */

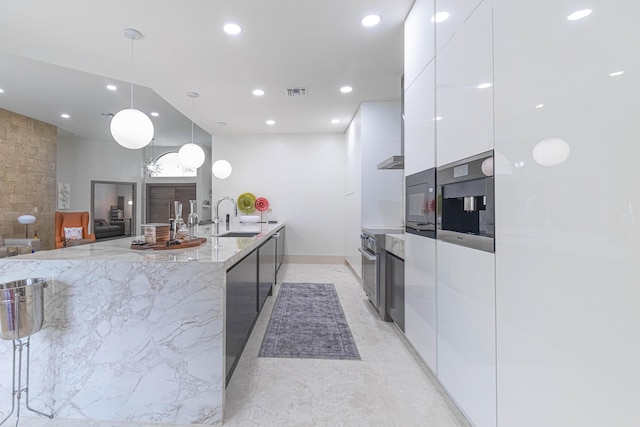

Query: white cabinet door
left=404, top=233, right=437, bottom=372
left=404, top=62, right=436, bottom=176
left=404, top=0, right=435, bottom=89
left=437, top=241, right=496, bottom=427
left=436, top=0, right=493, bottom=167
left=435, top=0, right=484, bottom=53
left=493, top=1, right=640, bottom=426
left=344, top=192, right=361, bottom=278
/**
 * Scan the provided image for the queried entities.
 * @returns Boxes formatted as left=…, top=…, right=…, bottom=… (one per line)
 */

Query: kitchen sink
left=216, top=231, right=261, bottom=238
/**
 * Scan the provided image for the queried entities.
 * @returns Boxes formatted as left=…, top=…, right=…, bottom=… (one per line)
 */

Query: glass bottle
left=174, top=201, right=189, bottom=240
left=188, top=199, right=199, bottom=239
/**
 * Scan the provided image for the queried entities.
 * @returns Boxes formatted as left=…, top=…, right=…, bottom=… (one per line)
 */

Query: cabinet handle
left=358, top=247, right=377, bottom=261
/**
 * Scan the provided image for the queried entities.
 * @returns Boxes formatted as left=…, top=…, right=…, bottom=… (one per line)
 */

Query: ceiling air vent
left=285, top=87, right=308, bottom=97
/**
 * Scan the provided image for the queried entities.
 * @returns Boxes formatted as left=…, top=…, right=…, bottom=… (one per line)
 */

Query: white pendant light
left=178, top=92, right=205, bottom=169
left=110, top=28, right=154, bottom=149
left=212, top=159, right=232, bottom=179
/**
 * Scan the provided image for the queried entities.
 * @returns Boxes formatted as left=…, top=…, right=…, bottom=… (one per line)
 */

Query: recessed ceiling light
left=567, top=9, right=592, bottom=21
left=432, top=11, right=450, bottom=23
left=266, top=120, right=275, bottom=125
left=150, top=112, right=159, bottom=117
left=477, top=83, right=492, bottom=89
left=609, top=70, right=625, bottom=77
left=0, top=88, right=6, bottom=93
left=434, top=116, right=443, bottom=121
left=361, top=14, right=382, bottom=27
left=61, top=113, right=70, bottom=119
left=535, top=104, right=545, bottom=109
left=106, top=84, right=117, bottom=91
left=224, top=23, right=242, bottom=35
left=253, top=89, right=265, bottom=96
left=340, top=86, right=353, bottom=93
left=331, top=119, right=340, bottom=124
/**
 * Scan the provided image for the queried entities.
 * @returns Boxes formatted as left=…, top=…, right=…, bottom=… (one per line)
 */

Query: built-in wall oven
left=359, top=227, right=402, bottom=320
left=405, top=168, right=436, bottom=238
left=437, top=150, right=495, bottom=253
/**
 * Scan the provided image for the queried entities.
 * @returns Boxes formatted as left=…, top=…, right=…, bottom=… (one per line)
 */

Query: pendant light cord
left=191, top=96, right=195, bottom=144
left=130, top=36, right=135, bottom=109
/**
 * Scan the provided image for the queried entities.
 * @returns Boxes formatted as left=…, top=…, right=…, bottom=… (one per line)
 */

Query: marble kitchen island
left=0, top=223, right=284, bottom=426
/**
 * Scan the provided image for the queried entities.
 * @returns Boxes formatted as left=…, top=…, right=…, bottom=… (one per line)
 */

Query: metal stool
left=0, top=278, right=53, bottom=426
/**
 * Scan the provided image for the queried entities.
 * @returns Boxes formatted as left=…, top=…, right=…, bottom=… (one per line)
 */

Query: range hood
left=377, top=155, right=404, bottom=170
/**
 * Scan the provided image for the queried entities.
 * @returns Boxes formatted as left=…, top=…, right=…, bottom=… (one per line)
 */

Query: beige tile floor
left=13, top=263, right=469, bottom=427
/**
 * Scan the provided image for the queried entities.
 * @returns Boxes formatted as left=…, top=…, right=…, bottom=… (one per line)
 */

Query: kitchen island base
left=0, top=223, right=284, bottom=426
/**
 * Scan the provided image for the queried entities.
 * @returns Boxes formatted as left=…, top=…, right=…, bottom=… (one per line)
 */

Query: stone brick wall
left=0, top=108, right=57, bottom=250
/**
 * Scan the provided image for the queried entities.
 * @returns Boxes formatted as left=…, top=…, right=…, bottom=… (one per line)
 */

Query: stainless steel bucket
left=0, top=277, right=47, bottom=340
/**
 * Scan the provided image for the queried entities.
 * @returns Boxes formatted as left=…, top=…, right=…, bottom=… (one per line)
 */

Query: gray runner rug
left=259, top=283, right=361, bottom=360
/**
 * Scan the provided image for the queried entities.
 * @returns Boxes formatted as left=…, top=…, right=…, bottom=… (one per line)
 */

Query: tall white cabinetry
left=403, top=0, right=438, bottom=375
left=493, top=1, right=640, bottom=426
left=435, top=2, right=496, bottom=426
left=344, top=102, right=403, bottom=278
left=436, top=0, right=494, bottom=167
left=405, top=0, right=640, bottom=425
left=437, top=241, right=496, bottom=427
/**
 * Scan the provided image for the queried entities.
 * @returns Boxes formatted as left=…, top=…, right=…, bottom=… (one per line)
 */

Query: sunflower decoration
left=237, top=192, right=257, bottom=214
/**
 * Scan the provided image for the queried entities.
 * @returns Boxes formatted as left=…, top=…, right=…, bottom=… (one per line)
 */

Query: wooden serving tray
left=131, top=237, right=207, bottom=250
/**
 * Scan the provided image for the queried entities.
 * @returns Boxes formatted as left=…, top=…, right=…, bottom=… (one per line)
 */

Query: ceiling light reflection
left=567, top=9, right=592, bottom=21
left=253, top=89, right=265, bottom=96
left=361, top=15, right=382, bottom=27
left=61, top=113, right=70, bottom=119
left=331, top=119, right=340, bottom=124
left=340, top=86, right=353, bottom=93
left=266, top=120, right=275, bottom=125
left=106, top=85, right=117, bottom=91
left=533, top=138, right=571, bottom=166
left=609, top=71, right=625, bottom=77
left=477, top=83, right=492, bottom=89
left=432, top=12, right=450, bottom=23
left=224, top=23, right=242, bottom=35
left=535, top=104, right=544, bottom=109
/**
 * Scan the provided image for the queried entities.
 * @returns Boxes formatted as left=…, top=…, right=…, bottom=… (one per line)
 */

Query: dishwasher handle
left=358, top=247, right=377, bottom=261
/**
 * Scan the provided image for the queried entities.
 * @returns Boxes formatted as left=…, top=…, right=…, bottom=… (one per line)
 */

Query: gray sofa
left=94, top=219, right=124, bottom=239
left=0, top=235, right=41, bottom=258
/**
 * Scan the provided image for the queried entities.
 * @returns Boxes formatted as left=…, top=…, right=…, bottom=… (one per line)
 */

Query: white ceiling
left=0, top=0, right=413, bottom=145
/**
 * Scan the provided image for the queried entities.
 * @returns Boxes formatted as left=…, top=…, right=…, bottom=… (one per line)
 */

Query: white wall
left=211, top=133, right=345, bottom=260
left=57, top=135, right=213, bottom=232
left=57, top=135, right=144, bottom=226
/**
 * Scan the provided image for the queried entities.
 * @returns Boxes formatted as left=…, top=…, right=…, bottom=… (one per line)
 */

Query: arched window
left=150, top=152, right=197, bottom=177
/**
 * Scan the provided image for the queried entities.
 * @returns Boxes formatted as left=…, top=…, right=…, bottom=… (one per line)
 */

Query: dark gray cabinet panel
left=275, top=226, right=285, bottom=280
left=225, top=250, right=258, bottom=384
left=258, top=236, right=276, bottom=311
left=386, top=251, right=405, bottom=332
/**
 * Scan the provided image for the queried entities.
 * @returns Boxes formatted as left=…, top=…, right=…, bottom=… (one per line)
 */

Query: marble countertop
left=384, top=233, right=405, bottom=259
left=13, top=222, right=284, bottom=269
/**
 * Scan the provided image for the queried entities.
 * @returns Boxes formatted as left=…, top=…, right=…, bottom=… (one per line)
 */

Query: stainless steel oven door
left=358, top=247, right=378, bottom=307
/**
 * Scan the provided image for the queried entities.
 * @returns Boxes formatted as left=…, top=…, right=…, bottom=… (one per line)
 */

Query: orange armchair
left=55, top=211, right=96, bottom=248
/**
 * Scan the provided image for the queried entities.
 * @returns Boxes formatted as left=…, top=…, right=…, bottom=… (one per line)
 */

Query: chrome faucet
left=214, top=197, right=238, bottom=236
